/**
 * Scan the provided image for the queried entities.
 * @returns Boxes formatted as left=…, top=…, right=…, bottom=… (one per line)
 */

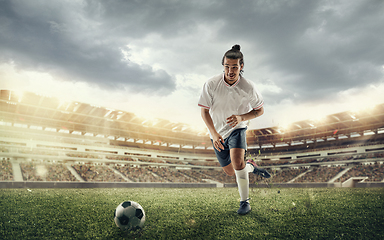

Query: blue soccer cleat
left=237, top=199, right=251, bottom=215
left=247, top=159, right=271, bottom=178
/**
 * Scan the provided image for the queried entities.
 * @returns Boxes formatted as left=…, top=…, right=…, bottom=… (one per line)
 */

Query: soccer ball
left=114, top=201, right=145, bottom=231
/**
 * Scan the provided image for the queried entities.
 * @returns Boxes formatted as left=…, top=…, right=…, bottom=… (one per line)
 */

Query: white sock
left=235, top=167, right=249, bottom=202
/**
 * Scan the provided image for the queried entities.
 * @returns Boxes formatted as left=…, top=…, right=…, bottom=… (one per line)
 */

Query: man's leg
left=231, top=148, right=249, bottom=201
left=231, top=148, right=254, bottom=215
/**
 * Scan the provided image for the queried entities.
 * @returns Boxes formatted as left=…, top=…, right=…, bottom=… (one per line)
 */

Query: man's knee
left=233, top=161, right=245, bottom=171
left=230, top=148, right=246, bottom=170
left=222, top=164, right=235, bottom=176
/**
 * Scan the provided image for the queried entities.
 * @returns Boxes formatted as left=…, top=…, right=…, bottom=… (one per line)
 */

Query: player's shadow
left=226, top=207, right=270, bottom=224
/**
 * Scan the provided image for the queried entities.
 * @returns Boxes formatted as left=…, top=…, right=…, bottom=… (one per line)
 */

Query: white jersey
left=198, top=74, right=264, bottom=139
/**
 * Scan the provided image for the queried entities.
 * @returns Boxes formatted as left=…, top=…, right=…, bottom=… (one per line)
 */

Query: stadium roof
left=0, top=90, right=210, bottom=148
left=246, top=103, right=384, bottom=148
left=1, top=89, right=384, bottom=149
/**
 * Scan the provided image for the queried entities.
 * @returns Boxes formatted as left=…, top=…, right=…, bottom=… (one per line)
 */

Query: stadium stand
left=71, top=163, right=125, bottom=182
left=337, top=163, right=384, bottom=182
left=0, top=159, right=13, bottom=181
left=1, top=90, right=384, bottom=187
left=114, top=165, right=166, bottom=183
left=268, top=168, right=308, bottom=183
left=294, top=166, right=346, bottom=183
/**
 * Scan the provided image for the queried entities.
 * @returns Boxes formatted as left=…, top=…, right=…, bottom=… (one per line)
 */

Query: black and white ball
left=114, top=201, right=145, bottom=231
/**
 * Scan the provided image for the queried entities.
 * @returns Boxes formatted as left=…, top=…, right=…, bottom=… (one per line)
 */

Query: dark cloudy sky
left=1, top=0, right=383, bottom=131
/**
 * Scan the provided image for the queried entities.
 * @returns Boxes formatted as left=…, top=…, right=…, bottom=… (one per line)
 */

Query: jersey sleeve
left=249, top=84, right=264, bottom=110
left=198, top=81, right=212, bottom=109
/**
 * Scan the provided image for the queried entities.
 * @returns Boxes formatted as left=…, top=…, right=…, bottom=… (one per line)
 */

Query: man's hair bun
left=231, top=45, right=241, bottom=51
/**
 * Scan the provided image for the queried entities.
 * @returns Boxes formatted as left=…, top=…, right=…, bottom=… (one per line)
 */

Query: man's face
left=223, top=57, right=243, bottom=85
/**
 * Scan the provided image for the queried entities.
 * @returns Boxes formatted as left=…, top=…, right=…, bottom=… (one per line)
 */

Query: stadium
left=1, top=89, right=384, bottom=239
left=1, top=89, right=384, bottom=188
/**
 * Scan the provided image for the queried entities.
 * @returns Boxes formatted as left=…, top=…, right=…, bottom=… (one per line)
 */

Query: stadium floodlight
left=363, top=131, right=375, bottom=136
left=294, top=123, right=302, bottom=129
left=0, top=121, right=12, bottom=126
left=276, top=123, right=290, bottom=134
left=350, top=132, right=361, bottom=138
left=151, top=119, right=159, bottom=126
left=30, top=125, right=43, bottom=130
left=349, top=113, right=360, bottom=122
left=308, top=123, right=316, bottom=129
left=116, top=112, right=125, bottom=120
left=104, top=110, right=114, bottom=118
left=58, top=129, right=69, bottom=134
left=140, top=118, right=158, bottom=126
left=90, top=104, right=101, bottom=108
left=73, top=103, right=81, bottom=112
left=45, top=127, right=57, bottom=132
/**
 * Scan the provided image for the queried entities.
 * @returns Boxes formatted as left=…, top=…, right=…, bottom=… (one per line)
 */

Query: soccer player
left=198, top=44, right=270, bottom=215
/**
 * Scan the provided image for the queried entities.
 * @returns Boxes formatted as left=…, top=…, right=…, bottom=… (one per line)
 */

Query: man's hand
left=212, top=132, right=225, bottom=152
left=226, top=115, right=243, bottom=128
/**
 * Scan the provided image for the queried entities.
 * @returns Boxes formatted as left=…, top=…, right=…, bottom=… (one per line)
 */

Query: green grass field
left=1, top=187, right=383, bottom=239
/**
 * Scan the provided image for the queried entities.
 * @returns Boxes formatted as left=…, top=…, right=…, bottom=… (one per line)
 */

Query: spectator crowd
left=0, top=150, right=383, bottom=183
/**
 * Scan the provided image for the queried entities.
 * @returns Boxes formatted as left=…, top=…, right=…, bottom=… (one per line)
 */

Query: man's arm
left=201, top=108, right=224, bottom=151
left=226, top=107, right=264, bottom=128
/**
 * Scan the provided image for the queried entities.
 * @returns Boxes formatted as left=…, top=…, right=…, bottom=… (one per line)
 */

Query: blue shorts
left=211, top=128, right=247, bottom=167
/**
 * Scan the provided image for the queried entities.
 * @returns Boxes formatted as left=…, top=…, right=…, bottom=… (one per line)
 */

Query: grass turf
left=1, top=187, right=383, bottom=239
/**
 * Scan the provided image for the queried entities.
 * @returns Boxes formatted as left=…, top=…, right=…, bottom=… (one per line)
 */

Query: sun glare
left=12, top=90, right=24, bottom=102
left=277, top=123, right=290, bottom=133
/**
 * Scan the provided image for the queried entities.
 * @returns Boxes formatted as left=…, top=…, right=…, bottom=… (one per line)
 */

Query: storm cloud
left=0, top=0, right=383, bottom=127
